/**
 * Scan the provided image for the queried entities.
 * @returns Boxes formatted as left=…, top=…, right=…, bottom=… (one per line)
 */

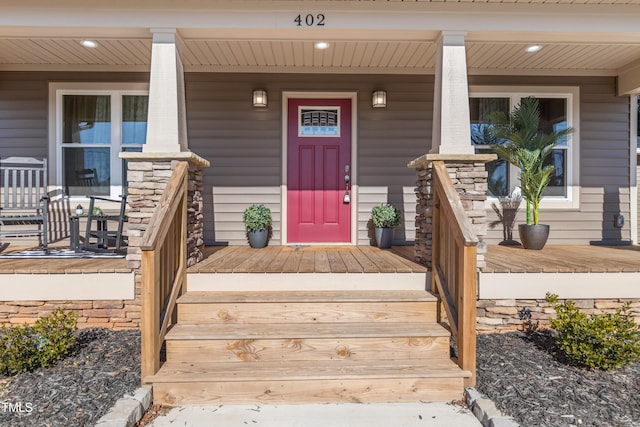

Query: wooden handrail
left=431, top=160, right=478, bottom=387
left=140, top=162, right=188, bottom=379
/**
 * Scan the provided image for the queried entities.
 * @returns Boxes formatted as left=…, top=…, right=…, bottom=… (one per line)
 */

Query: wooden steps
left=147, top=290, right=467, bottom=405
left=150, top=360, right=469, bottom=405
left=178, top=291, right=437, bottom=324
left=165, top=322, right=451, bottom=363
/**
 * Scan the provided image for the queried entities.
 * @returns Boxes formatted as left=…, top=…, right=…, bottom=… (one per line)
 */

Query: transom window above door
left=469, top=86, right=579, bottom=208
left=51, top=83, right=149, bottom=198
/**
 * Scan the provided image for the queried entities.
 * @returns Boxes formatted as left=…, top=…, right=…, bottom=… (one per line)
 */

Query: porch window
left=470, top=97, right=510, bottom=196
left=469, top=87, right=579, bottom=207
left=54, top=85, right=148, bottom=198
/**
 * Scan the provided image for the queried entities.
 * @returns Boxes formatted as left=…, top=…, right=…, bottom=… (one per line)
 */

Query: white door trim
left=630, top=95, right=638, bottom=245
left=281, top=91, right=358, bottom=245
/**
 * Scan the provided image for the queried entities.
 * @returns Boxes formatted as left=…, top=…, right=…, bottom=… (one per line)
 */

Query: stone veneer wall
left=477, top=298, right=640, bottom=332
left=124, top=158, right=207, bottom=270
left=0, top=300, right=139, bottom=329
left=410, top=154, right=495, bottom=270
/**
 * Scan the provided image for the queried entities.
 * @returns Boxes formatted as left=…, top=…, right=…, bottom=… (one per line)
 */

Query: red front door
left=287, top=98, right=351, bottom=243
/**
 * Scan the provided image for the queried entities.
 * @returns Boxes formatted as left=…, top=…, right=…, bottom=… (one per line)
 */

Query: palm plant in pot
left=489, top=97, right=573, bottom=250
left=371, top=203, right=402, bottom=249
left=242, top=204, right=272, bottom=248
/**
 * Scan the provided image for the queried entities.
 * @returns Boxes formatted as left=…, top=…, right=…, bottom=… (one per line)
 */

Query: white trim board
left=0, top=273, right=135, bottom=301
left=631, top=95, right=639, bottom=245
left=479, top=271, right=640, bottom=300
left=187, top=272, right=428, bottom=292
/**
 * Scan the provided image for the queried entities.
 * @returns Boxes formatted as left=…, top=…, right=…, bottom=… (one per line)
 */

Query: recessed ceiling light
left=80, top=40, right=98, bottom=49
left=526, top=45, right=542, bottom=53
left=314, top=41, right=330, bottom=50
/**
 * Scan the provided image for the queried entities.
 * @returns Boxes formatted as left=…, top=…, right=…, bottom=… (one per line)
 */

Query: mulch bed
left=476, top=331, right=640, bottom=427
left=0, top=328, right=140, bottom=427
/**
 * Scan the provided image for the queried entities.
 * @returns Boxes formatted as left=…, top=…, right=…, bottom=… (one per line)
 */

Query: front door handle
left=344, top=165, right=351, bottom=204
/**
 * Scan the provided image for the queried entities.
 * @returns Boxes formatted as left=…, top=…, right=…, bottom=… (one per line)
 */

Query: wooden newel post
left=460, top=244, right=477, bottom=387
left=141, top=249, right=161, bottom=379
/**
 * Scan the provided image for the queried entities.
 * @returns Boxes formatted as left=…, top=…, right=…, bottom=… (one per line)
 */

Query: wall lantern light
left=372, top=90, right=387, bottom=108
left=253, top=89, right=267, bottom=107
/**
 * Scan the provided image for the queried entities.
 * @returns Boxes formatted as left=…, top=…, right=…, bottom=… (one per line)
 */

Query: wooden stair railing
left=140, top=161, right=188, bottom=378
left=431, top=160, right=478, bottom=387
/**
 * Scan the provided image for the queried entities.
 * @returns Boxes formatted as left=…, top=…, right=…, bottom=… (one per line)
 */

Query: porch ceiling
left=1, top=0, right=639, bottom=76
left=1, top=35, right=639, bottom=77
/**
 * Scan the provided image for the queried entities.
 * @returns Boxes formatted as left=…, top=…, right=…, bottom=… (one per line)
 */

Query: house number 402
left=294, top=14, right=325, bottom=27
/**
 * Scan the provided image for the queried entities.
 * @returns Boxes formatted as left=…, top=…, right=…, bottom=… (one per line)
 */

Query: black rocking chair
left=83, top=195, right=127, bottom=253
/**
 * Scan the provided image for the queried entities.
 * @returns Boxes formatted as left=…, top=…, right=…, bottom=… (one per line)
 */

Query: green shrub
left=0, top=308, right=78, bottom=375
left=371, top=204, right=402, bottom=228
left=242, top=204, right=272, bottom=232
left=546, top=293, right=640, bottom=370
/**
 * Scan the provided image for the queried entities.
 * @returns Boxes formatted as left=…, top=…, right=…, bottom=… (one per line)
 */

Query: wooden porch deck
left=2, top=244, right=640, bottom=275
left=0, top=254, right=130, bottom=274
left=484, top=245, right=640, bottom=273
left=187, top=245, right=428, bottom=274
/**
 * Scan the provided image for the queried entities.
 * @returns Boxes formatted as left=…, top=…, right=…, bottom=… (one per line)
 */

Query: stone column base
left=408, top=153, right=496, bottom=270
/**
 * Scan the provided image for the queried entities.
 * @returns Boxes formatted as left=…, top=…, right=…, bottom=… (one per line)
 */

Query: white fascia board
left=479, top=271, right=640, bottom=300
left=2, top=2, right=640, bottom=36
left=0, top=273, right=134, bottom=301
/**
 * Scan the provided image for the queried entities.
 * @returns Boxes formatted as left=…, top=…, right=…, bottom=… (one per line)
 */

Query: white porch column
left=430, top=32, right=473, bottom=155
left=145, top=28, right=188, bottom=152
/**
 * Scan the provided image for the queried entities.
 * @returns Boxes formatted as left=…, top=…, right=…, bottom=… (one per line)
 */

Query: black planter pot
left=518, top=224, right=550, bottom=250
left=247, top=229, right=268, bottom=248
left=375, top=227, right=394, bottom=249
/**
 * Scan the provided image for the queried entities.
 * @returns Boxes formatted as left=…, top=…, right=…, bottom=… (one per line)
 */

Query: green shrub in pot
left=242, top=204, right=272, bottom=248
left=371, top=204, right=402, bottom=249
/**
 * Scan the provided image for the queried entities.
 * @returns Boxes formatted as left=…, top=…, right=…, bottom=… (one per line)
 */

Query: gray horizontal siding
left=1, top=71, right=634, bottom=248
left=211, top=187, right=281, bottom=246
left=185, top=73, right=431, bottom=246
left=357, top=186, right=416, bottom=245
left=0, top=75, right=48, bottom=158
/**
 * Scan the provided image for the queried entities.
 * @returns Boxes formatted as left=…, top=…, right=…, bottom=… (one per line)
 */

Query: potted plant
left=371, top=203, right=402, bottom=249
left=490, top=97, right=573, bottom=250
left=242, top=204, right=272, bottom=248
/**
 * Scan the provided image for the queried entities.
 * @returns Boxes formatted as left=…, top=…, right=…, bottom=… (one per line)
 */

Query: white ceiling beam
left=618, top=58, right=640, bottom=95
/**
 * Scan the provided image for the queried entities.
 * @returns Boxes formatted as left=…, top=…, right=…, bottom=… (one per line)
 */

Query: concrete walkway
left=147, top=402, right=482, bottom=427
